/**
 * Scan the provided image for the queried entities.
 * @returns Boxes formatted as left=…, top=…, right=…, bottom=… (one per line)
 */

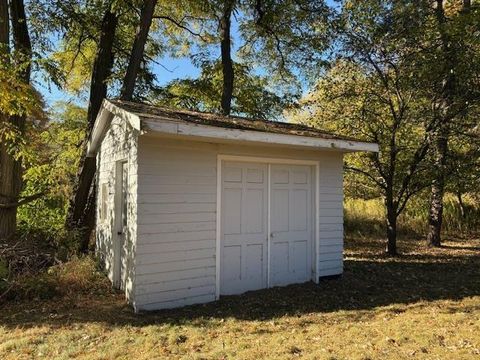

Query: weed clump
left=1, top=256, right=110, bottom=303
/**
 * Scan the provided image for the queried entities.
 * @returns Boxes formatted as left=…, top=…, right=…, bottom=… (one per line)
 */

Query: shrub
left=47, top=256, right=110, bottom=297
left=16, top=272, right=59, bottom=300
left=6, top=256, right=111, bottom=302
left=0, top=258, right=9, bottom=295
left=16, top=102, right=86, bottom=249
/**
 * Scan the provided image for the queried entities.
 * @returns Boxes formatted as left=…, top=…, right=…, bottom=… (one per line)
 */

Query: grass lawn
left=1, top=236, right=479, bottom=359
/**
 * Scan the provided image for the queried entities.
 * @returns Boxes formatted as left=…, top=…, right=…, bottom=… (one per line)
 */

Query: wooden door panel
left=270, top=165, right=312, bottom=287
left=221, top=162, right=268, bottom=295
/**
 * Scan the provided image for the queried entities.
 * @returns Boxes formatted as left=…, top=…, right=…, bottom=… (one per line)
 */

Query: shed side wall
left=95, top=115, right=139, bottom=303
left=317, top=154, right=344, bottom=276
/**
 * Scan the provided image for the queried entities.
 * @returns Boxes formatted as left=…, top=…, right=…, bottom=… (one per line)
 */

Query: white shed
left=88, top=99, right=378, bottom=311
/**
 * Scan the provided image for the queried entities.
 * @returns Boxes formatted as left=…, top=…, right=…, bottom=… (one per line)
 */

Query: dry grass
left=1, top=237, right=479, bottom=359
left=345, top=195, right=480, bottom=238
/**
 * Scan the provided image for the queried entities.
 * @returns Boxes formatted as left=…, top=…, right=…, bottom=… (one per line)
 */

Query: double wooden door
left=220, top=161, right=313, bottom=295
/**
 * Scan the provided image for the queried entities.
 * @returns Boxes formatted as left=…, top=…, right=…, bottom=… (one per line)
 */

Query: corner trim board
left=215, top=156, right=222, bottom=300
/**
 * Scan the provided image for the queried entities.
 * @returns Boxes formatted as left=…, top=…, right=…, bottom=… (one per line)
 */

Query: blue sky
left=38, top=2, right=337, bottom=109
left=37, top=49, right=206, bottom=107
left=38, top=15, right=242, bottom=108
left=37, top=55, right=202, bottom=106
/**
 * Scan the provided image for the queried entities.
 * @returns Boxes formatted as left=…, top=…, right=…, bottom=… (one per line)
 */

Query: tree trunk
left=67, top=9, right=118, bottom=253
left=0, top=0, right=31, bottom=240
left=219, top=0, right=234, bottom=115
left=427, top=128, right=447, bottom=247
left=456, top=191, right=466, bottom=219
left=10, top=0, right=31, bottom=79
left=0, top=0, right=12, bottom=240
left=0, top=137, right=22, bottom=240
left=427, top=0, right=455, bottom=247
left=75, top=157, right=97, bottom=253
left=0, top=0, right=8, bottom=50
left=385, top=195, right=398, bottom=256
left=120, top=0, right=157, bottom=100
left=86, top=9, right=118, bottom=132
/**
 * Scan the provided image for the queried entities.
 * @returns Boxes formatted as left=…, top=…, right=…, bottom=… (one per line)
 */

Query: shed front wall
left=95, top=115, right=139, bottom=303
left=134, top=135, right=344, bottom=311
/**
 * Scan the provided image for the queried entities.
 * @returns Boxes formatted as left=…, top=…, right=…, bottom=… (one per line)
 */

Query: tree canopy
left=0, top=0, right=478, bottom=256
left=289, top=0, right=480, bottom=254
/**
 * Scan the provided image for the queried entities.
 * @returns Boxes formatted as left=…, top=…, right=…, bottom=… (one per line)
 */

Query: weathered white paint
left=93, top=107, right=350, bottom=311
left=215, top=155, right=320, bottom=298
left=130, top=136, right=344, bottom=311
left=144, top=119, right=378, bottom=152
left=220, top=161, right=269, bottom=295
left=87, top=99, right=378, bottom=155
left=269, top=164, right=313, bottom=287
left=95, top=115, right=139, bottom=304
left=133, top=137, right=218, bottom=310
left=317, top=154, right=344, bottom=277
left=218, top=160, right=315, bottom=295
left=86, top=107, right=114, bottom=157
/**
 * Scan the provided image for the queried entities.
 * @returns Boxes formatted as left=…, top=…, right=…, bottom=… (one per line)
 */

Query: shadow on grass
left=440, top=244, right=480, bottom=251
left=1, top=239, right=479, bottom=329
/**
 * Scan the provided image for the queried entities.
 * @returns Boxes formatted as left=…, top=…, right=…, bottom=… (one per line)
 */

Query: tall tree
left=155, top=60, right=294, bottom=118
left=152, top=0, right=331, bottom=118
left=68, top=0, right=161, bottom=251
left=292, top=61, right=431, bottom=256
left=0, top=1, right=8, bottom=51
left=426, top=0, right=454, bottom=247
left=0, top=0, right=33, bottom=240
left=290, top=1, right=434, bottom=256
left=241, top=0, right=331, bottom=85
left=219, top=0, right=235, bottom=115
left=0, top=0, right=12, bottom=238
left=121, top=0, right=158, bottom=100
left=66, top=5, right=118, bottom=252
left=426, top=0, right=476, bottom=246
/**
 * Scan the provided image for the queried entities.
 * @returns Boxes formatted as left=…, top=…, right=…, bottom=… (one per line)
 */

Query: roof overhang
left=86, top=100, right=140, bottom=157
left=87, top=99, right=379, bottom=157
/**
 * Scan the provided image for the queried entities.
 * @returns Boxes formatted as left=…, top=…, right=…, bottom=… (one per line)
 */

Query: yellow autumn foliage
left=51, top=39, right=97, bottom=95
left=0, top=66, right=40, bottom=118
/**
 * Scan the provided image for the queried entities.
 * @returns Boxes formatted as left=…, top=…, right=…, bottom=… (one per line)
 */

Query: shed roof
left=86, top=99, right=379, bottom=156
left=109, top=99, right=365, bottom=143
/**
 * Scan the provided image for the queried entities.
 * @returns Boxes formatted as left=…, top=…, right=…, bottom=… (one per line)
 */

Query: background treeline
left=0, top=0, right=479, bottom=290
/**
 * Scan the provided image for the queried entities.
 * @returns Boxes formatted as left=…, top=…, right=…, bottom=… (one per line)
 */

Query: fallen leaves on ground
left=1, top=236, right=479, bottom=359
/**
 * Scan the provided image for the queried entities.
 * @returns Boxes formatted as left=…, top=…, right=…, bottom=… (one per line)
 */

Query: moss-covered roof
left=110, top=99, right=370, bottom=143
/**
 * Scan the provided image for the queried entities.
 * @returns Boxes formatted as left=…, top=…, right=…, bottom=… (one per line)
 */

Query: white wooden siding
left=135, top=137, right=218, bottom=310
left=133, top=136, right=344, bottom=311
left=317, top=153, right=344, bottom=276
left=95, top=116, right=139, bottom=302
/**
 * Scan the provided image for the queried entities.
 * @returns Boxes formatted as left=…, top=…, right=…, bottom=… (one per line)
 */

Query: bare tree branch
left=154, top=15, right=208, bottom=42
left=345, top=166, right=386, bottom=190
left=0, top=192, right=45, bottom=209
